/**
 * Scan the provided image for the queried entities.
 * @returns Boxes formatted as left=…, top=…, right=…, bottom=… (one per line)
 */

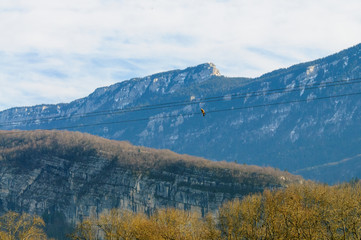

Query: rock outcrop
left=0, top=130, right=301, bottom=227
left=1, top=45, right=361, bottom=184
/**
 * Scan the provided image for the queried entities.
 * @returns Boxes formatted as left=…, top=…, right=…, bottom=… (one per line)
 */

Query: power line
left=1, top=90, right=360, bottom=135
left=1, top=76, right=361, bottom=128
left=2, top=76, right=360, bottom=126
left=208, top=91, right=361, bottom=114
left=43, top=90, right=361, bottom=131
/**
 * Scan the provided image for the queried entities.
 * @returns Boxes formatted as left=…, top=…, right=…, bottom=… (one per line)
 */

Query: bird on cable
left=201, top=108, right=206, bottom=117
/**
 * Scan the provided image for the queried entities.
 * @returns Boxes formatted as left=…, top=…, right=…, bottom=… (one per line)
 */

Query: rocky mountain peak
left=161, top=62, right=220, bottom=87
left=128, top=63, right=223, bottom=96
left=193, top=62, right=221, bottom=76
left=184, top=62, right=221, bottom=80
left=1, top=44, right=361, bottom=184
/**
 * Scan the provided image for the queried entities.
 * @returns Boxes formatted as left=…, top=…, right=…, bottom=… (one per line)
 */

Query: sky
left=0, top=0, right=361, bottom=111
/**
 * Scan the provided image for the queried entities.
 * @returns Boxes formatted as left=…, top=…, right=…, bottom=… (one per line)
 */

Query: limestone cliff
left=1, top=46, right=361, bottom=185
left=0, top=130, right=301, bottom=228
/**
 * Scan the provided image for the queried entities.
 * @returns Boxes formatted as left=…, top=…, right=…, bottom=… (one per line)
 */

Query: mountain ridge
left=0, top=130, right=301, bottom=237
left=1, top=44, right=361, bottom=184
left=257, top=43, right=361, bottom=80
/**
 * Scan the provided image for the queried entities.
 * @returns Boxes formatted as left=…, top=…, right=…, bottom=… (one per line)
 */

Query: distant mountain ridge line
left=255, top=43, right=361, bottom=80
left=1, top=88, right=360, bottom=133
left=0, top=43, right=361, bottom=184
left=1, top=75, right=361, bottom=128
left=46, top=90, right=361, bottom=131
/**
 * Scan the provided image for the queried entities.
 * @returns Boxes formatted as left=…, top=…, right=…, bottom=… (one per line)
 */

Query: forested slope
left=0, top=130, right=301, bottom=238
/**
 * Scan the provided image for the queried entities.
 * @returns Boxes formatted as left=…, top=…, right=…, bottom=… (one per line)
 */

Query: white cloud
left=0, top=0, right=361, bottom=110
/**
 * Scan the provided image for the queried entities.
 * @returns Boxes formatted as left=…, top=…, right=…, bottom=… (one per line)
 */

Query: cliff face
left=1, top=45, right=361, bottom=184
left=0, top=130, right=301, bottom=226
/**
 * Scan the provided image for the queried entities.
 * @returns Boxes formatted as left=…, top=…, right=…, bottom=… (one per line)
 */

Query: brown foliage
left=0, top=130, right=302, bottom=187
left=69, top=182, right=361, bottom=239
left=0, top=211, right=47, bottom=240
left=218, top=182, right=361, bottom=240
left=151, top=208, right=208, bottom=240
left=69, top=208, right=220, bottom=240
left=6, top=131, right=361, bottom=239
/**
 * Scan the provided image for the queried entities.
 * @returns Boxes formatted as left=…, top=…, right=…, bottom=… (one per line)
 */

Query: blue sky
left=0, top=0, right=361, bottom=110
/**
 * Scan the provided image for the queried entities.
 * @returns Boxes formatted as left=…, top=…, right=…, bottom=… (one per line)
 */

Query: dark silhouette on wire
left=0, top=76, right=361, bottom=128
left=0, top=90, right=360, bottom=135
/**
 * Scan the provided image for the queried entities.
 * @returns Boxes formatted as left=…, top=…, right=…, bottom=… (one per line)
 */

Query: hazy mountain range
left=1, top=44, right=361, bottom=184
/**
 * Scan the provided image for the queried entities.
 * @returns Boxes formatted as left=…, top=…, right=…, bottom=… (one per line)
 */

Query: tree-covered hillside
left=0, top=130, right=301, bottom=239
left=2, top=181, right=361, bottom=239
left=1, top=44, right=361, bottom=184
